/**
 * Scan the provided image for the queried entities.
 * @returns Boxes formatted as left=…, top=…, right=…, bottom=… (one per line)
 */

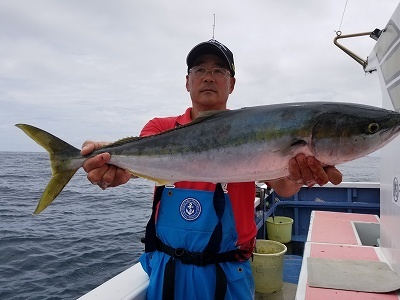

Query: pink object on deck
left=296, top=211, right=400, bottom=300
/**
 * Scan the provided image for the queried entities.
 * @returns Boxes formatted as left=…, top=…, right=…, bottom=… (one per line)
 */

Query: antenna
left=212, top=14, right=216, bottom=39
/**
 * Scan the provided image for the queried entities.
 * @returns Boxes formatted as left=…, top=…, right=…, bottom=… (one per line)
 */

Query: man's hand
left=288, top=153, right=342, bottom=187
left=81, top=141, right=133, bottom=189
left=268, top=153, right=343, bottom=198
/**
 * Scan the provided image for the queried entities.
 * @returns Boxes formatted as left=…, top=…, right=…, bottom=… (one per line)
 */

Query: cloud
left=1, top=0, right=399, bottom=151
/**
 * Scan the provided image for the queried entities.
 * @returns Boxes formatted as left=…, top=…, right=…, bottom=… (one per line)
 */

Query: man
left=81, top=39, right=342, bottom=299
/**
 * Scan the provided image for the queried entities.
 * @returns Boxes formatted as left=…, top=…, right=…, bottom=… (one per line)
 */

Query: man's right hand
left=81, top=141, right=133, bottom=189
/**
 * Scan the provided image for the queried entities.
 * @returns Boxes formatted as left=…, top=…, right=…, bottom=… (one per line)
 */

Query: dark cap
left=186, top=39, right=235, bottom=77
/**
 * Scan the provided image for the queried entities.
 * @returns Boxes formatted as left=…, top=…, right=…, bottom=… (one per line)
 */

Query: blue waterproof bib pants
left=140, top=184, right=254, bottom=300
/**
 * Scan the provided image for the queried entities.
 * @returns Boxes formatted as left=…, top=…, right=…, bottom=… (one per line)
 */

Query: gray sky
left=1, top=0, right=399, bottom=152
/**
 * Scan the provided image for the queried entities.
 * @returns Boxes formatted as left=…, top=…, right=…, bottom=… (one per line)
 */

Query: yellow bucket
left=251, top=239, right=287, bottom=294
left=266, top=216, right=293, bottom=243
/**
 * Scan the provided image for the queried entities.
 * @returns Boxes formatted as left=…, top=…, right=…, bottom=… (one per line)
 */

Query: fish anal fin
left=129, top=171, right=172, bottom=186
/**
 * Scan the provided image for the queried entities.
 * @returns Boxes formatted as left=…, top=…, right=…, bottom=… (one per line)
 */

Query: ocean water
left=0, top=152, right=154, bottom=300
left=0, top=152, right=380, bottom=300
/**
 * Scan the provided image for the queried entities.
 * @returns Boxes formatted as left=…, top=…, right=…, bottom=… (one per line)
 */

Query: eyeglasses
left=189, top=66, right=231, bottom=78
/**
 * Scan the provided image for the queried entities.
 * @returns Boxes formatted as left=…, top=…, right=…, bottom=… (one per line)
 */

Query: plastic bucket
left=266, top=216, right=293, bottom=243
left=251, top=239, right=287, bottom=294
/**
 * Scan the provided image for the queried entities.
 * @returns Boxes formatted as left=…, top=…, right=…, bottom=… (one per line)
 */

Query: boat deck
left=79, top=183, right=389, bottom=300
left=296, top=211, right=400, bottom=300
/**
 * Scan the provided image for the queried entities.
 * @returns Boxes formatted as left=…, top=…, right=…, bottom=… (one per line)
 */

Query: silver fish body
left=100, top=102, right=400, bottom=182
left=16, top=102, right=400, bottom=214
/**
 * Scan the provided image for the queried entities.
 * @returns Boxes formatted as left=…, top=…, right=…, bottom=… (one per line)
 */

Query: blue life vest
left=140, top=184, right=255, bottom=300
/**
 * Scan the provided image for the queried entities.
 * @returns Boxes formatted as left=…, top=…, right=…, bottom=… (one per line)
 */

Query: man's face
left=186, top=54, right=235, bottom=111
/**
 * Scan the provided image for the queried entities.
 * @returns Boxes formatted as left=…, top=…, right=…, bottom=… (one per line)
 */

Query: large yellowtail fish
left=16, top=102, right=400, bottom=214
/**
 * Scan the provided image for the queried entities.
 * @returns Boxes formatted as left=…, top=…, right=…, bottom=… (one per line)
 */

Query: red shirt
left=140, top=108, right=257, bottom=246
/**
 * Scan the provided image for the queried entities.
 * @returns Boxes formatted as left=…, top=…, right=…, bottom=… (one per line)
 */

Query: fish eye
left=368, top=123, right=380, bottom=133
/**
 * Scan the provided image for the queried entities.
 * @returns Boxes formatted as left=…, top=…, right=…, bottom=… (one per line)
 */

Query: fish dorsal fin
left=198, top=110, right=224, bottom=118
left=103, top=110, right=227, bottom=149
left=189, top=110, right=227, bottom=124
left=106, top=136, right=141, bottom=148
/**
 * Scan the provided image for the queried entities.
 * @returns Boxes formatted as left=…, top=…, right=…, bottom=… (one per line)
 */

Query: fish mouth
left=380, top=124, right=400, bottom=141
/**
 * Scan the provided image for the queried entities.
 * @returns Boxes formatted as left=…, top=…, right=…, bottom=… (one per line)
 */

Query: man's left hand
left=288, top=153, right=342, bottom=187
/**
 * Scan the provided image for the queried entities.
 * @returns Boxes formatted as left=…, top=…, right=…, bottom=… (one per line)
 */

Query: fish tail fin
left=33, top=170, right=79, bottom=214
left=15, top=124, right=82, bottom=214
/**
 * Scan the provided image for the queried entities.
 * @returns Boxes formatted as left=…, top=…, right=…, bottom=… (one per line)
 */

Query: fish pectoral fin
left=291, top=139, right=308, bottom=147
left=278, top=139, right=310, bottom=156
left=33, top=169, right=78, bottom=215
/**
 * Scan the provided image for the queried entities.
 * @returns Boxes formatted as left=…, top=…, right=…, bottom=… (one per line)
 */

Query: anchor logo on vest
left=179, top=197, right=202, bottom=221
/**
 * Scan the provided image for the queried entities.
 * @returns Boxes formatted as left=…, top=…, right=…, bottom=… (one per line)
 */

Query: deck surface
left=297, top=211, right=400, bottom=300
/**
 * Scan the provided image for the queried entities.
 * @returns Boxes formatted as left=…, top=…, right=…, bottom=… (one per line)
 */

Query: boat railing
left=255, top=181, right=380, bottom=241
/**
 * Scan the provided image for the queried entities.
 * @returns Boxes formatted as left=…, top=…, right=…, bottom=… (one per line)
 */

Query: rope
left=336, top=0, right=349, bottom=36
